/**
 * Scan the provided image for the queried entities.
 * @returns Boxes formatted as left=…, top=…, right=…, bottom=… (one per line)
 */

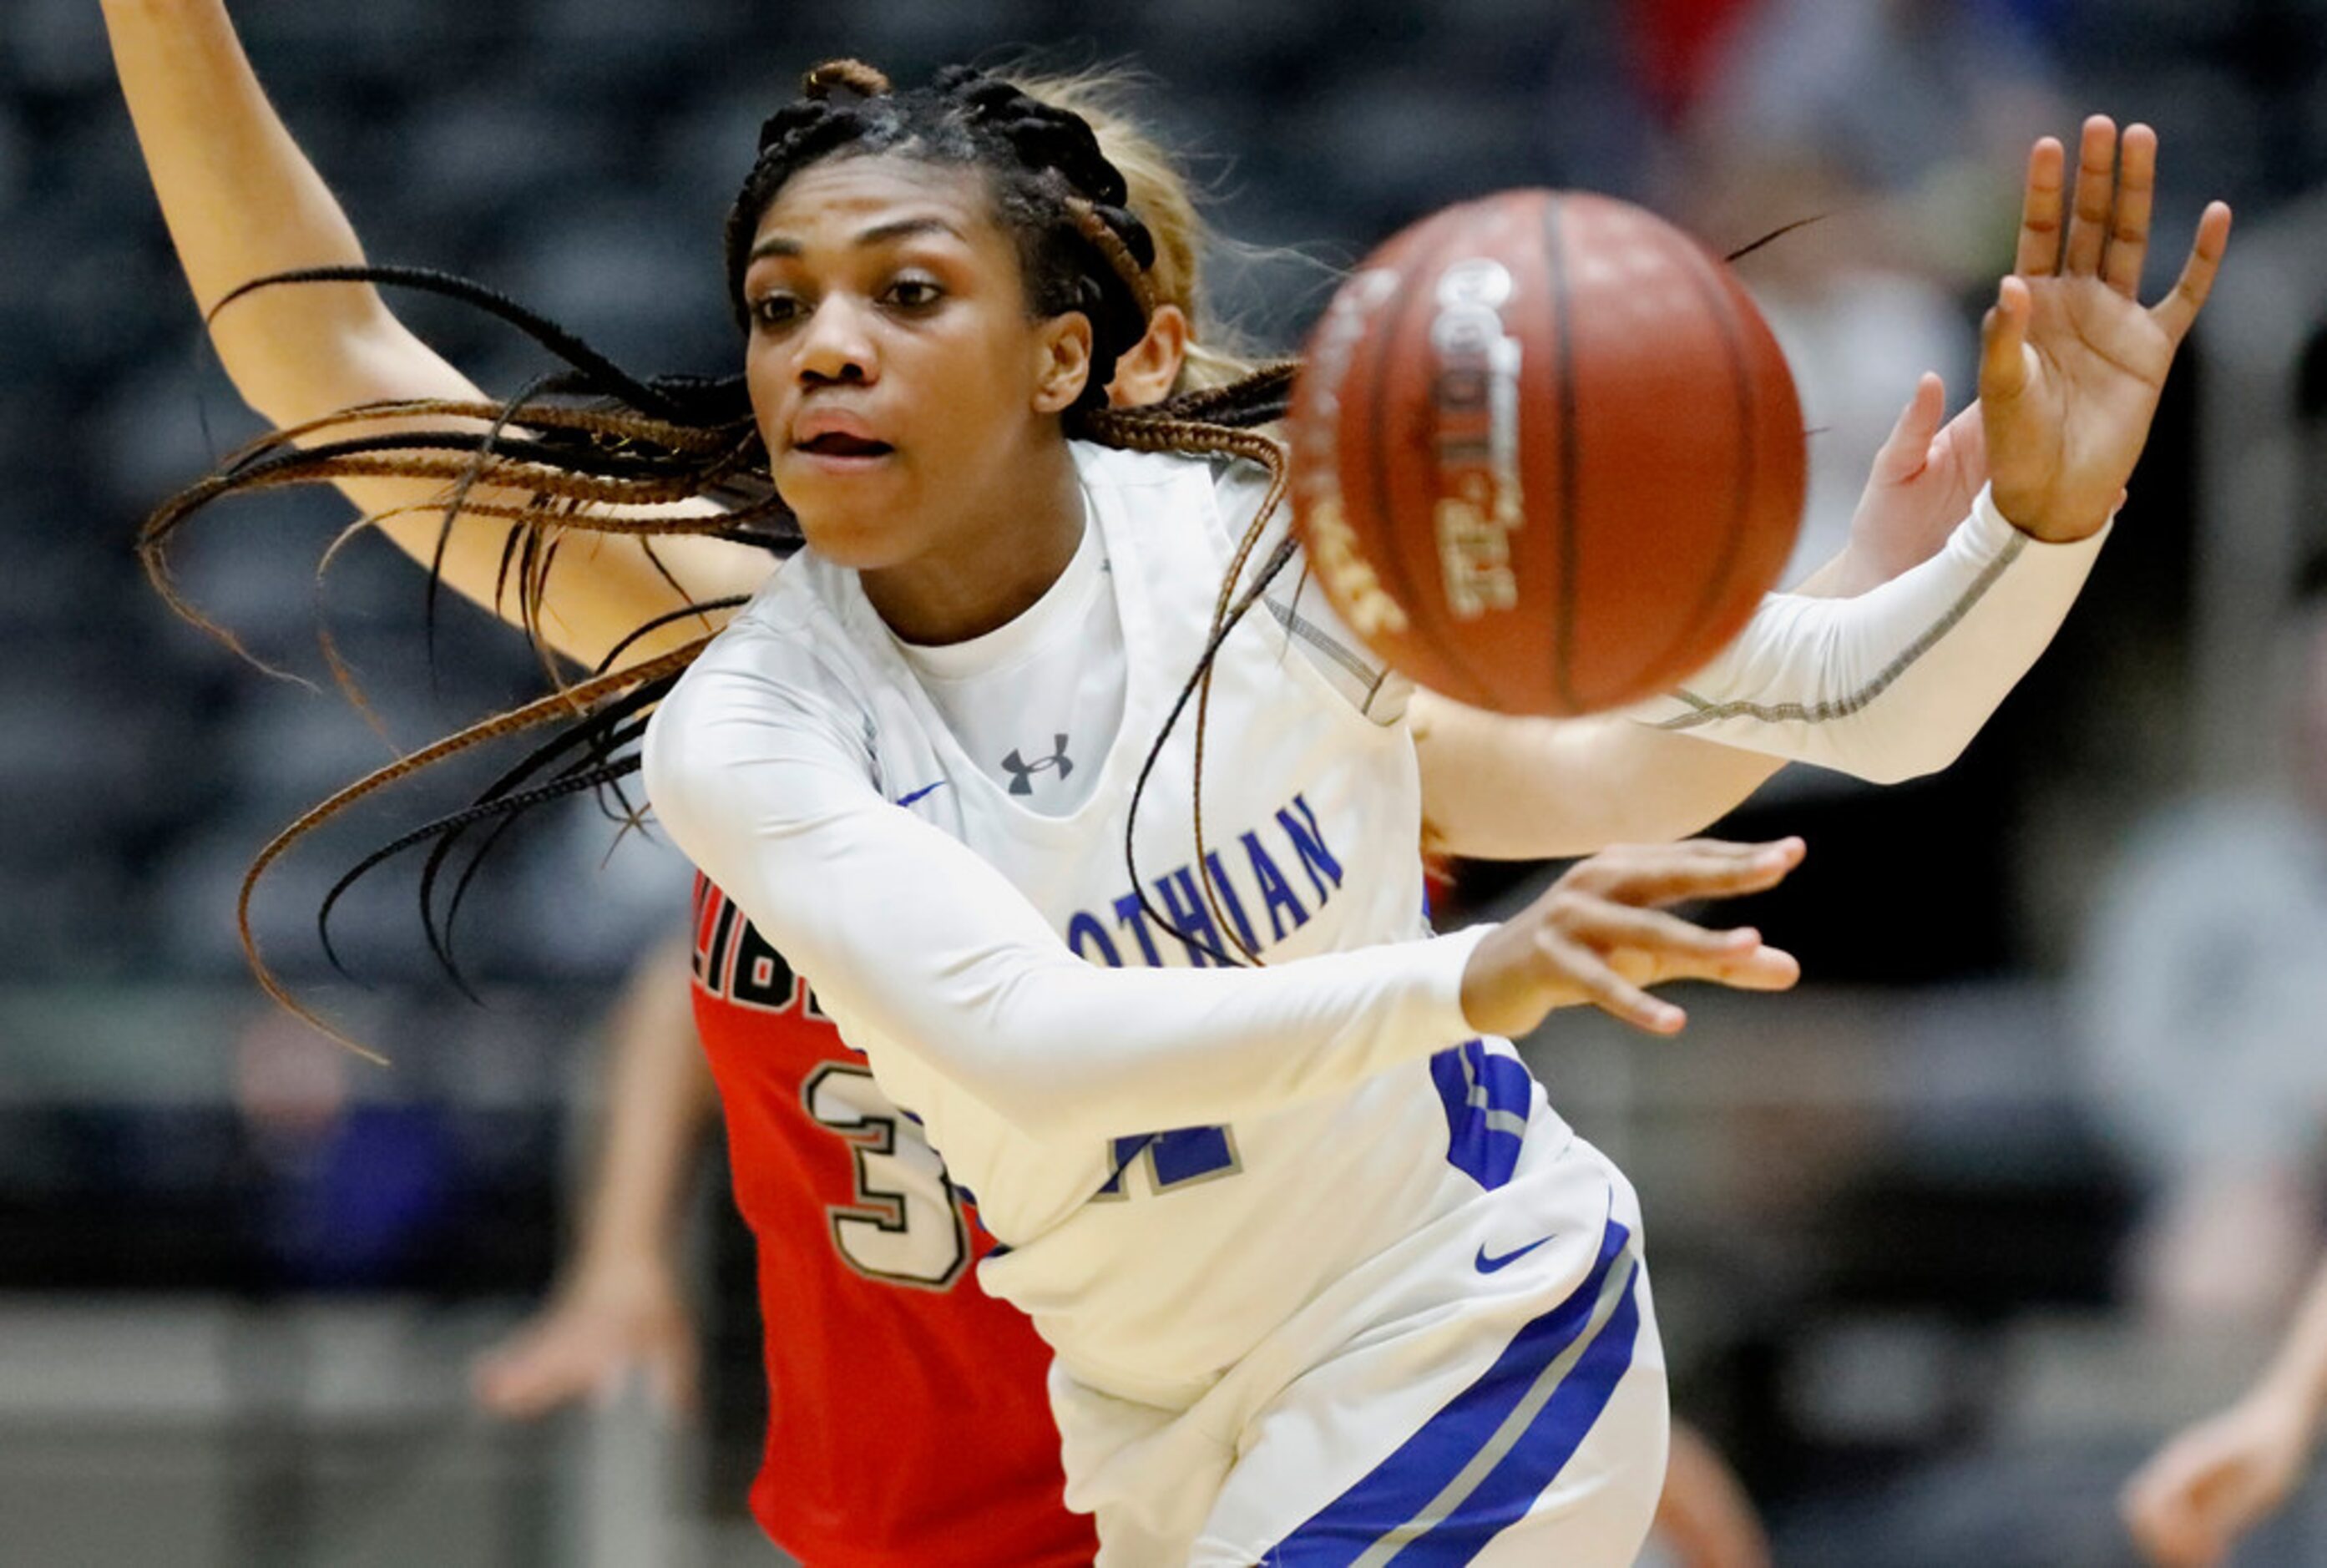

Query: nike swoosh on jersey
left=895, top=781, right=949, bottom=807
left=1475, top=1236, right=1555, bottom=1274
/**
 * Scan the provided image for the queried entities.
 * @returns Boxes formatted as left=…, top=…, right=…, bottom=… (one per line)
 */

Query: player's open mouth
left=795, top=432, right=895, bottom=462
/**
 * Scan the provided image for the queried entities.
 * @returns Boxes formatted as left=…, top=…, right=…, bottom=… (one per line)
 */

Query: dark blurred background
left=6, top=0, right=2327, bottom=1563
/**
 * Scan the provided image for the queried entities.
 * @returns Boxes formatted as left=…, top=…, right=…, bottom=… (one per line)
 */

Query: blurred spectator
left=2123, top=1250, right=2327, bottom=1565
left=2077, top=578, right=2327, bottom=1328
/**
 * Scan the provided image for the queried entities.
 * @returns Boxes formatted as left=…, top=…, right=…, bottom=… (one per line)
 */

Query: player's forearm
left=1411, top=535, right=1899, bottom=860
left=1625, top=486, right=2107, bottom=784
left=574, top=937, right=721, bottom=1272
left=643, top=690, right=1488, bottom=1141
left=1414, top=694, right=1782, bottom=860
left=104, top=0, right=443, bottom=423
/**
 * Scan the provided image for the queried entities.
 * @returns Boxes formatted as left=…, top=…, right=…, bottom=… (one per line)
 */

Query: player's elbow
left=1850, top=738, right=1964, bottom=787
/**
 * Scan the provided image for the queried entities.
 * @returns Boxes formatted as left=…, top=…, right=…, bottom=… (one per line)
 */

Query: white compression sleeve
left=1626, top=484, right=2107, bottom=783
left=642, top=633, right=1485, bottom=1143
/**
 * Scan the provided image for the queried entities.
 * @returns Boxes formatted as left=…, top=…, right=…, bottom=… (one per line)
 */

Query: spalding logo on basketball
left=1287, top=190, right=1806, bottom=716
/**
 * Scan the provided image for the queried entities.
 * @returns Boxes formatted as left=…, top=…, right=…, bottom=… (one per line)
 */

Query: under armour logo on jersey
left=999, top=735, right=1073, bottom=795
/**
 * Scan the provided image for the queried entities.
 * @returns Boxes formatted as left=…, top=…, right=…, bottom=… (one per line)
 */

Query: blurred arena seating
left=7, top=0, right=2327, bottom=1562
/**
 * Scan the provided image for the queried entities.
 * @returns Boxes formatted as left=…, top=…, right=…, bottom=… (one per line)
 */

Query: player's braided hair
left=145, top=62, right=1308, bottom=1048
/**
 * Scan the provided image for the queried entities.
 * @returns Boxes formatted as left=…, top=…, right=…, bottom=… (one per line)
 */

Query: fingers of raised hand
left=1875, top=372, right=1946, bottom=483
left=1979, top=276, right=2033, bottom=402
left=2015, top=135, right=2067, bottom=276
left=2152, top=200, right=2233, bottom=346
left=2064, top=114, right=2121, bottom=276
left=2102, top=123, right=2158, bottom=296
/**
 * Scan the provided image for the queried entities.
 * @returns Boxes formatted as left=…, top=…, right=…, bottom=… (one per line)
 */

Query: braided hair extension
left=150, top=63, right=1326, bottom=1048
left=230, top=639, right=711, bottom=1060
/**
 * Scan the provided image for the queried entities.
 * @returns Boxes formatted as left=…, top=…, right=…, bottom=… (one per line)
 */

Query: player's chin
left=780, top=462, right=913, bottom=564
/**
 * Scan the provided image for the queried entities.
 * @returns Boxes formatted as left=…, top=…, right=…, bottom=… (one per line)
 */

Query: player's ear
left=1105, top=305, right=1190, bottom=408
left=1031, top=313, right=1094, bottom=416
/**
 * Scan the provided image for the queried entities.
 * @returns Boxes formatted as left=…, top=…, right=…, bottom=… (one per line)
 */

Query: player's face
left=739, top=155, right=1088, bottom=573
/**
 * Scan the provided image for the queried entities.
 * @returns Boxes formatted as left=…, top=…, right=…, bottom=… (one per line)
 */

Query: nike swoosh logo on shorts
left=1475, top=1236, right=1554, bottom=1274
left=895, top=781, right=948, bottom=807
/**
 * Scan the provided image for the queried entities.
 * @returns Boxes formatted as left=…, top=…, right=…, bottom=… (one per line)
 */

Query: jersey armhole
left=1207, top=455, right=1413, bottom=727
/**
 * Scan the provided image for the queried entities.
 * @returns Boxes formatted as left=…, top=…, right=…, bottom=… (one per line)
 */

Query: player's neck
left=861, top=443, right=1085, bottom=645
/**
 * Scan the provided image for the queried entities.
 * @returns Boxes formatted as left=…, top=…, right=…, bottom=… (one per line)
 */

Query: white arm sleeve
left=1626, top=484, right=2107, bottom=783
left=642, top=649, right=1485, bottom=1142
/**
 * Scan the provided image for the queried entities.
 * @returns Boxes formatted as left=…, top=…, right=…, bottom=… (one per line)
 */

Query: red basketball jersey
left=690, top=876, right=1096, bottom=1567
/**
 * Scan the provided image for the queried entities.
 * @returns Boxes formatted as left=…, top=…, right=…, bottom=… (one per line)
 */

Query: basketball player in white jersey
left=132, top=40, right=2228, bottom=1559
left=626, top=69, right=2228, bottom=1564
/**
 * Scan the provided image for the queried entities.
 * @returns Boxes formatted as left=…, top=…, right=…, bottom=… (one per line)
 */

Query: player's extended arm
left=103, top=0, right=767, bottom=670
left=1414, top=373, right=1982, bottom=858
left=473, top=934, right=716, bottom=1419
left=2122, top=1254, right=2327, bottom=1565
left=642, top=641, right=1800, bottom=1141
left=1418, top=119, right=2229, bottom=861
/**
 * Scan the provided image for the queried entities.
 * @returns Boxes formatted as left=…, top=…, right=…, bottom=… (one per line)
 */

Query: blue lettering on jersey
left=1153, top=866, right=1226, bottom=968
left=1095, top=1125, right=1243, bottom=1199
left=1240, top=831, right=1309, bottom=941
left=1073, top=790, right=1344, bottom=1199
left=1109, top=893, right=1167, bottom=968
left=1276, top=794, right=1347, bottom=900
left=1070, top=790, right=1338, bottom=968
left=1065, top=911, right=1123, bottom=967
left=701, top=787, right=1349, bottom=1204
left=1202, top=850, right=1262, bottom=953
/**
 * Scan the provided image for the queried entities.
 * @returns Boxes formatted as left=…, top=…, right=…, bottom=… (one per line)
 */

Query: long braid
left=234, top=640, right=709, bottom=1060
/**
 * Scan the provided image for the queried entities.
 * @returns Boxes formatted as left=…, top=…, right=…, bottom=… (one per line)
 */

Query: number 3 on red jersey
left=801, top=1063, right=971, bottom=1290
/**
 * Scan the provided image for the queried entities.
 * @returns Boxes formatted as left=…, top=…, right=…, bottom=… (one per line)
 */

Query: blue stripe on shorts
left=1260, top=1216, right=1643, bottom=1566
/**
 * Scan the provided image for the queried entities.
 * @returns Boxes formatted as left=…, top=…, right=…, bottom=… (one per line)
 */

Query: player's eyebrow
left=750, top=216, right=968, bottom=261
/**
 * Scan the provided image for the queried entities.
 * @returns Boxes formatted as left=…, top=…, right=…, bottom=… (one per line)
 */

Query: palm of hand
left=1987, top=272, right=2178, bottom=542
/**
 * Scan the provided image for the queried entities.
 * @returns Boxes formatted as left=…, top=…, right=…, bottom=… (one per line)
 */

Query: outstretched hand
left=1983, top=116, right=2233, bottom=543
left=1459, top=838, right=1804, bottom=1039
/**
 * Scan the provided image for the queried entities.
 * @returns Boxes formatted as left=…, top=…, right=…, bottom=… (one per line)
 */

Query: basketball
left=1287, top=189, right=1807, bottom=716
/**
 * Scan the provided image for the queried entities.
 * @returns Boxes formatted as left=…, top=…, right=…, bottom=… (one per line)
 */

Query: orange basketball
left=1286, top=190, right=1806, bottom=716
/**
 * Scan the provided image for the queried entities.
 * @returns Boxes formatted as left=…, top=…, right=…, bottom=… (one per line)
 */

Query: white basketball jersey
left=647, top=443, right=1546, bottom=1413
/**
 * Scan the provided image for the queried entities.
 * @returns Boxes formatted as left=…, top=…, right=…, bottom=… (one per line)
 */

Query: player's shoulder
left=645, top=555, right=878, bottom=775
left=682, top=552, right=874, bottom=693
left=1069, top=439, right=1409, bottom=724
left=1070, top=439, right=1267, bottom=528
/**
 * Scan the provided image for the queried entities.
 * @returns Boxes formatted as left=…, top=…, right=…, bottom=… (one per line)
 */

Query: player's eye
left=883, top=277, right=943, bottom=311
left=749, top=291, right=804, bottom=331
